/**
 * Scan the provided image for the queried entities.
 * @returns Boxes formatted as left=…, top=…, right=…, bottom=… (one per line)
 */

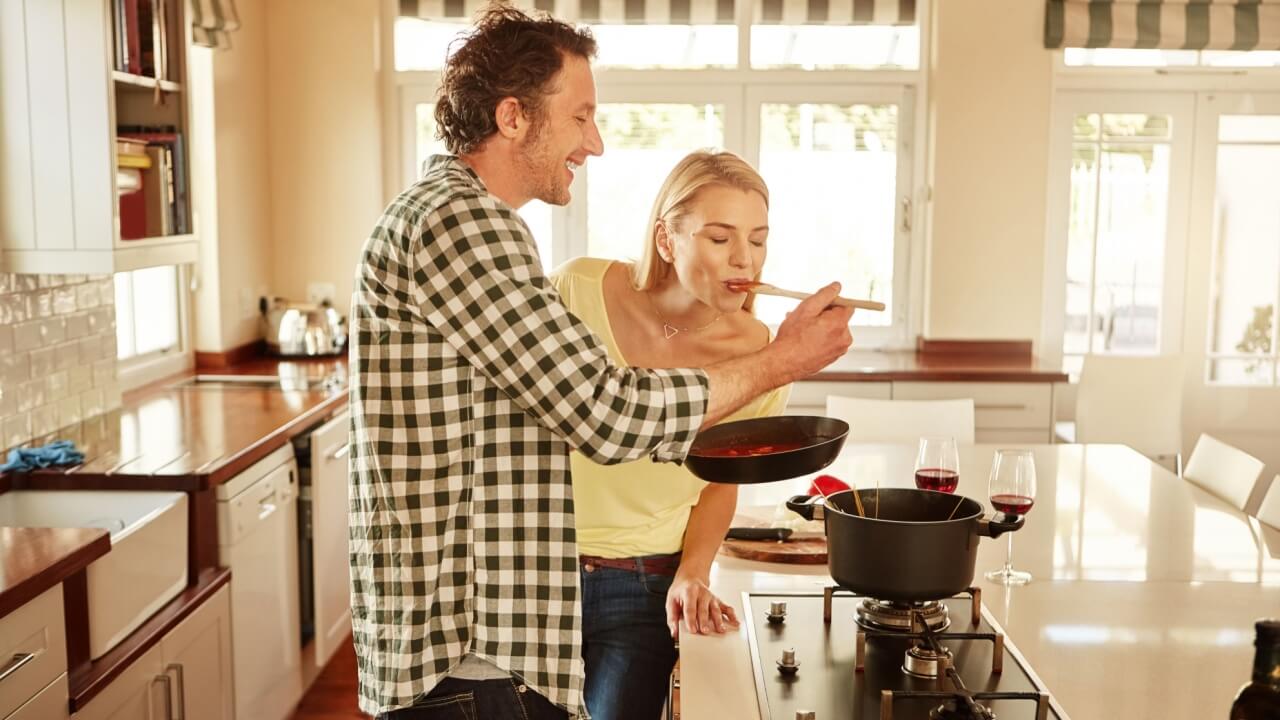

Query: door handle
left=152, top=672, right=174, bottom=720
left=166, top=663, right=186, bottom=720
left=0, top=652, right=35, bottom=683
left=324, top=442, right=349, bottom=461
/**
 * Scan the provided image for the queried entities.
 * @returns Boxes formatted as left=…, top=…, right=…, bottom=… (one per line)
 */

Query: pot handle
left=786, top=494, right=825, bottom=521
left=977, top=513, right=1025, bottom=539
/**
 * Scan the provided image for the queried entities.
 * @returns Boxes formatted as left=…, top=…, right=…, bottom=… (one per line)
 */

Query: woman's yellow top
left=549, top=256, right=790, bottom=558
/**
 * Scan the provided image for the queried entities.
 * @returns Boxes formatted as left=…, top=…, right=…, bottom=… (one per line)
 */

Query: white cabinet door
left=72, top=587, right=232, bottom=720
left=70, top=645, right=163, bottom=720
left=310, top=410, right=352, bottom=669
left=160, top=586, right=232, bottom=720
left=7, top=674, right=69, bottom=720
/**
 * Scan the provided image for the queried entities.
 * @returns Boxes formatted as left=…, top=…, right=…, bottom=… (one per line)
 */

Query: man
left=349, top=6, right=854, bottom=719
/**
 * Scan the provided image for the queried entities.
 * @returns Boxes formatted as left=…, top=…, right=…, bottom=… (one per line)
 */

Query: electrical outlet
left=307, top=282, right=336, bottom=305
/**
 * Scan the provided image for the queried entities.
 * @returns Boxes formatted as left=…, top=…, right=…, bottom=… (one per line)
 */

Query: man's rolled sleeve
left=647, top=367, right=710, bottom=463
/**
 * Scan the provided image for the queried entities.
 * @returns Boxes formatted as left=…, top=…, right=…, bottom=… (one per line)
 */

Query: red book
left=123, top=0, right=142, bottom=75
left=119, top=188, right=146, bottom=240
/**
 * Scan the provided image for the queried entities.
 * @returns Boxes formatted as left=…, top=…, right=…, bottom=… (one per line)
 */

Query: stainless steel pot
left=259, top=296, right=347, bottom=356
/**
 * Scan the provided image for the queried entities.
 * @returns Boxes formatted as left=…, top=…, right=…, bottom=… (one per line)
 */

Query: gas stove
left=742, top=587, right=1067, bottom=720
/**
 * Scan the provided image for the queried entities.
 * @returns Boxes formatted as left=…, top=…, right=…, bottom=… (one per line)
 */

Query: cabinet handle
left=974, top=404, right=1028, bottom=411
left=152, top=672, right=174, bottom=720
left=325, top=442, right=349, bottom=461
left=166, top=663, right=186, bottom=720
left=0, top=652, right=35, bottom=683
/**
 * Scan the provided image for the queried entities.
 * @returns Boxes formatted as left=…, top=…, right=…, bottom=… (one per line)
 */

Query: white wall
left=265, top=0, right=383, bottom=312
left=924, top=0, right=1054, bottom=343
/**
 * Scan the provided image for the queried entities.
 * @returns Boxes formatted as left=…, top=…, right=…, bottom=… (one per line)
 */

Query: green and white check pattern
left=348, top=156, right=709, bottom=717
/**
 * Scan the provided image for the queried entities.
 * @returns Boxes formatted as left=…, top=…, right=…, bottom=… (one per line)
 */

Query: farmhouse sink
left=0, top=490, right=188, bottom=659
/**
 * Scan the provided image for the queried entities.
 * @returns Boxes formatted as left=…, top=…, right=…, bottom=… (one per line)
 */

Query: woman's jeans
left=377, top=677, right=567, bottom=720
left=580, top=555, right=679, bottom=720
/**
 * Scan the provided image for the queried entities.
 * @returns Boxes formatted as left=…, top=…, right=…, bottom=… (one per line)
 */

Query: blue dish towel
left=0, top=439, right=86, bottom=473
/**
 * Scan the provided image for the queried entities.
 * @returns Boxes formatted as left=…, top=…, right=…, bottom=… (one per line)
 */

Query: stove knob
left=766, top=600, right=787, bottom=625
left=776, top=648, right=800, bottom=676
left=795, top=712, right=815, bottom=720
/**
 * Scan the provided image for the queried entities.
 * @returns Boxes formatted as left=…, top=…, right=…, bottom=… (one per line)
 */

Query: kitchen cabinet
left=789, top=380, right=1054, bottom=442
left=0, top=0, right=197, bottom=274
left=72, top=585, right=231, bottom=720
left=6, top=675, right=69, bottom=720
left=0, top=586, right=67, bottom=720
left=305, top=410, right=352, bottom=671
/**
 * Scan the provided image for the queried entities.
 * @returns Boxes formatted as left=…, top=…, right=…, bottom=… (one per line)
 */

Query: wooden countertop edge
left=205, top=391, right=348, bottom=486
left=0, top=528, right=110, bottom=619
left=810, top=369, right=1069, bottom=383
left=68, top=567, right=232, bottom=712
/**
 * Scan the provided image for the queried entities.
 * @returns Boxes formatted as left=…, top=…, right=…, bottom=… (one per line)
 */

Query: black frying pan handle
left=786, top=494, right=825, bottom=521
left=977, top=513, right=1025, bottom=538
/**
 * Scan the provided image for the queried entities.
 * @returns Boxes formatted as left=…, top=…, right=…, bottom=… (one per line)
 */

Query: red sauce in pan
left=692, top=440, right=809, bottom=457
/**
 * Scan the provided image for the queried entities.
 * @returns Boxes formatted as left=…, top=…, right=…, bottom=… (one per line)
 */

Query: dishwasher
left=217, top=443, right=304, bottom=720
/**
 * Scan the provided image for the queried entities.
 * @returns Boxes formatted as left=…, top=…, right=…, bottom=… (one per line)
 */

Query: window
left=1045, top=94, right=1193, bottom=377
left=587, top=103, right=726, bottom=261
left=1206, top=115, right=1280, bottom=385
left=392, top=2, right=927, bottom=349
left=114, top=266, right=181, bottom=361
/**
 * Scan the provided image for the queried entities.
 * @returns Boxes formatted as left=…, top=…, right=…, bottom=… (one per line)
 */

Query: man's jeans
left=378, top=677, right=568, bottom=720
left=581, top=556, right=679, bottom=720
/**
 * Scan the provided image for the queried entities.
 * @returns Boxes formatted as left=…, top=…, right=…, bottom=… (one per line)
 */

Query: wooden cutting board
left=718, top=514, right=828, bottom=564
left=718, top=535, right=828, bottom=564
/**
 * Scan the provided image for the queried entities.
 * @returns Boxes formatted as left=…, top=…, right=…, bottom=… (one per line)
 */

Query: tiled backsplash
left=0, top=273, right=121, bottom=450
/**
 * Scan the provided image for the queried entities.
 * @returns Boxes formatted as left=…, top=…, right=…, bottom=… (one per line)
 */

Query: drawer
left=891, top=382, right=1053, bottom=430
left=0, top=585, right=66, bottom=718
left=5, top=673, right=67, bottom=720
left=790, top=381, right=892, bottom=410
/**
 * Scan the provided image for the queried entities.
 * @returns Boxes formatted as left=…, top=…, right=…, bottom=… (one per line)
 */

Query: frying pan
left=683, top=415, right=849, bottom=485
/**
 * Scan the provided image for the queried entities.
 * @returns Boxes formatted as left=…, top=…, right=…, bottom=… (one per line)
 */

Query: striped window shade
left=398, top=0, right=915, bottom=25
left=190, top=0, right=241, bottom=48
left=1045, top=1, right=1280, bottom=51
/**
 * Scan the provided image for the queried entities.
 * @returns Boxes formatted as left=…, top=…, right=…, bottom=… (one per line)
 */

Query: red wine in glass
left=915, top=468, right=959, bottom=493
left=990, top=493, right=1034, bottom=516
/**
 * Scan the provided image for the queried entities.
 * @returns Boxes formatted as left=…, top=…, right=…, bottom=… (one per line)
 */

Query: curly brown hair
left=434, top=5, right=598, bottom=156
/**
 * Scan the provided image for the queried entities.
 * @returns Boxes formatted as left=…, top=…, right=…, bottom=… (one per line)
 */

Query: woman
left=550, top=150, right=788, bottom=720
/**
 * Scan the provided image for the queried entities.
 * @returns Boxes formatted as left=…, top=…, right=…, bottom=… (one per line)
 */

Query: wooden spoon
left=725, top=279, right=886, bottom=312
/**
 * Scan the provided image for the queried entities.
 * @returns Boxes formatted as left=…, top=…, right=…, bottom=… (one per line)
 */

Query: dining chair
left=1181, top=433, right=1266, bottom=512
left=1075, top=354, right=1185, bottom=470
left=825, top=396, right=976, bottom=444
left=1257, top=476, right=1280, bottom=529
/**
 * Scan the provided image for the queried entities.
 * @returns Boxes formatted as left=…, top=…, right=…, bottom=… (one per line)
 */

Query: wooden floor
left=290, top=636, right=370, bottom=720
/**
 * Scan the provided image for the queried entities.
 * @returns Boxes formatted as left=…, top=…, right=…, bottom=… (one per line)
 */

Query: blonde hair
left=631, top=150, right=770, bottom=313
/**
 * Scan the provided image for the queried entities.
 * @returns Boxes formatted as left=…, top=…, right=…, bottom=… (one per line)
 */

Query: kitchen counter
left=0, top=526, right=108, bottom=618
left=811, top=349, right=1067, bottom=383
left=682, top=444, right=1279, bottom=720
left=2, top=355, right=348, bottom=491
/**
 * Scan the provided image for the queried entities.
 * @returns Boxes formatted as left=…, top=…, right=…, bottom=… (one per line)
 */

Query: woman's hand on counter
left=666, top=571, right=740, bottom=638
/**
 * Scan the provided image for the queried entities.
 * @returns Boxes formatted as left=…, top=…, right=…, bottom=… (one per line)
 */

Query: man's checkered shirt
left=348, top=156, right=710, bottom=717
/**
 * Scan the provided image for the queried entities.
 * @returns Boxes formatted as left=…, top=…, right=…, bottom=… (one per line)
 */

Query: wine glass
left=914, top=436, right=960, bottom=493
left=984, top=449, right=1037, bottom=586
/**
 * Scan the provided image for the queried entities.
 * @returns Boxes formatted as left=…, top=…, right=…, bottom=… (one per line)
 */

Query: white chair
left=1075, top=354, right=1185, bottom=468
left=1182, top=433, right=1265, bottom=512
left=825, top=396, right=976, bottom=444
left=1257, top=475, right=1280, bottom=529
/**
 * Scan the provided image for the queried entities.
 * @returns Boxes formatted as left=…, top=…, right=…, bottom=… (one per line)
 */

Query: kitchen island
left=681, top=444, right=1279, bottom=719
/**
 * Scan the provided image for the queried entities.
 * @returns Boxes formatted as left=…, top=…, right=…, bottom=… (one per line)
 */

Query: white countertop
left=680, top=444, right=1280, bottom=720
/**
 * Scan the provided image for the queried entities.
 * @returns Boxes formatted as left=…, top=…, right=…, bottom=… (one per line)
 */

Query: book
left=142, top=145, right=172, bottom=236
left=117, top=152, right=152, bottom=170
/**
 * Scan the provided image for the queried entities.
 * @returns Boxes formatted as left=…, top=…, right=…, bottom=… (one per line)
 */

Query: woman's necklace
left=647, top=292, right=721, bottom=339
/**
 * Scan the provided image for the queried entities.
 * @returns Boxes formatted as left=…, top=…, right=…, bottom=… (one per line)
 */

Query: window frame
left=387, top=0, right=930, bottom=351
left=114, top=264, right=193, bottom=392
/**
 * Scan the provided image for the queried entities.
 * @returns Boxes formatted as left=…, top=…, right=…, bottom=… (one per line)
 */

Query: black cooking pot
left=787, top=488, right=1023, bottom=602
left=684, top=416, right=848, bottom=485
